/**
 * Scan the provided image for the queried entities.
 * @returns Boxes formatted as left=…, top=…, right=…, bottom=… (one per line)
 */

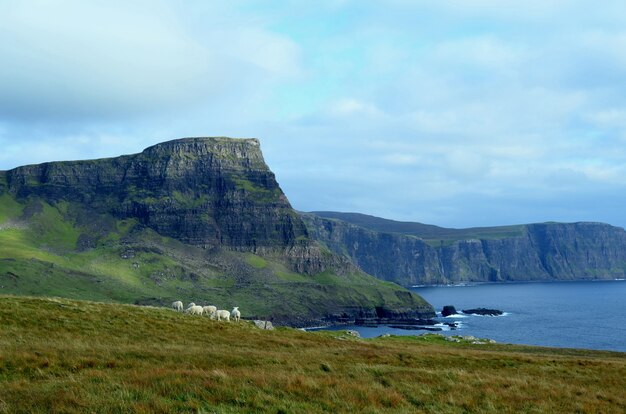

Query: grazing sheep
left=203, top=305, right=217, bottom=319
left=231, top=307, right=241, bottom=322
left=216, top=309, right=230, bottom=321
left=186, top=305, right=204, bottom=316
left=171, top=301, right=183, bottom=312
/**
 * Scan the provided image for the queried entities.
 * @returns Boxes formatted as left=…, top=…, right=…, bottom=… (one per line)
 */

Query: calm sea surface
left=314, top=280, right=626, bottom=352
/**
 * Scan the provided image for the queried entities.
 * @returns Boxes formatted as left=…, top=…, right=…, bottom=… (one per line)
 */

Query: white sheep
left=203, top=305, right=217, bottom=319
left=171, top=301, right=183, bottom=312
left=231, top=307, right=241, bottom=322
left=216, top=309, right=230, bottom=321
left=186, top=305, right=204, bottom=316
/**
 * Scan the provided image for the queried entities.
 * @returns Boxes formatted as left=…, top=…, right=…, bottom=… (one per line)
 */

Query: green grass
left=245, top=253, right=267, bottom=269
left=275, top=271, right=309, bottom=282
left=172, top=191, right=209, bottom=208
left=0, top=295, right=624, bottom=413
left=0, top=229, right=65, bottom=263
left=0, top=195, right=433, bottom=324
left=231, top=176, right=281, bottom=202
left=0, top=193, right=23, bottom=224
left=27, top=202, right=81, bottom=251
left=0, top=229, right=428, bottom=323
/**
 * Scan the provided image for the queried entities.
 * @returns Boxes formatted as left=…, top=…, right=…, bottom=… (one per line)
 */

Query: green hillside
left=0, top=138, right=434, bottom=324
left=0, top=194, right=427, bottom=325
left=1, top=295, right=624, bottom=413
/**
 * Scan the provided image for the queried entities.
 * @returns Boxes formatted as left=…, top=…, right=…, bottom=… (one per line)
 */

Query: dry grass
left=1, top=295, right=624, bottom=413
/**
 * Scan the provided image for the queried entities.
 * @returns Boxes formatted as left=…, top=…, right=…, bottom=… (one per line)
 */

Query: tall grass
left=1, top=295, right=624, bottom=413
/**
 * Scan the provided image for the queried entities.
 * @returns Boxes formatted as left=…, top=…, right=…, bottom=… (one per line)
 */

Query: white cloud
left=329, top=98, right=384, bottom=118
left=433, top=36, right=529, bottom=70
left=444, top=150, right=490, bottom=182
left=381, top=153, right=419, bottom=166
left=0, top=1, right=302, bottom=120
left=225, top=28, right=303, bottom=77
left=585, top=109, right=626, bottom=132
left=414, top=0, right=585, bottom=21
left=3, top=0, right=626, bottom=229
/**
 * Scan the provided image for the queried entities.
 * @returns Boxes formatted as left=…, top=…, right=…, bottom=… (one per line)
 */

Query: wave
left=443, top=314, right=468, bottom=318
left=466, top=312, right=510, bottom=317
left=435, top=322, right=464, bottom=332
left=412, top=282, right=477, bottom=288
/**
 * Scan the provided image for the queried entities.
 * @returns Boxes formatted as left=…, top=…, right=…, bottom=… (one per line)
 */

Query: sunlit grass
left=0, top=193, right=23, bottom=223
left=245, top=253, right=267, bottom=269
left=0, top=295, right=624, bottom=413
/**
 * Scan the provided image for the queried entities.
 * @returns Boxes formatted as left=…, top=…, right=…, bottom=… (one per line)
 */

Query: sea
left=313, top=280, right=626, bottom=352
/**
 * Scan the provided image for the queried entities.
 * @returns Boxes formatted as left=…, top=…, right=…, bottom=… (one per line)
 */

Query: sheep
left=186, top=305, right=204, bottom=316
left=231, top=307, right=241, bottom=322
left=203, top=305, right=217, bottom=319
left=216, top=309, right=230, bottom=321
left=171, top=301, right=183, bottom=312
left=186, top=302, right=196, bottom=309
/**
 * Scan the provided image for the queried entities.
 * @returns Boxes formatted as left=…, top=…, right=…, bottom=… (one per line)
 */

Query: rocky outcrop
left=4, top=138, right=307, bottom=249
left=441, top=305, right=458, bottom=317
left=303, top=213, right=626, bottom=286
left=253, top=320, right=275, bottom=330
left=462, top=308, right=503, bottom=316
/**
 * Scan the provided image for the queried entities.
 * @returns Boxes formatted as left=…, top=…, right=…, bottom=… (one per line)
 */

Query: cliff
left=3, top=138, right=306, bottom=248
left=0, top=138, right=434, bottom=324
left=303, top=212, right=626, bottom=286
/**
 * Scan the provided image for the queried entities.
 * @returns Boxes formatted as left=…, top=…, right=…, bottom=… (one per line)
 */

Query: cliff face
left=4, top=138, right=306, bottom=248
left=0, top=138, right=435, bottom=323
left=303, top=213, right=626, bottom=286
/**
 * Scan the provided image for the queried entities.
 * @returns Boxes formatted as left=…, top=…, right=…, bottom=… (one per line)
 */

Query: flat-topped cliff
left=303, top=212, right=626, bottom=285
left=3, top=137, right=306, bottom=248
left=0, top=138, right=434, bottom=324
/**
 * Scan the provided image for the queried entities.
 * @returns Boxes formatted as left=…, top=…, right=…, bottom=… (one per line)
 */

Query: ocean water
left=314, top=280, right=626, bottom=352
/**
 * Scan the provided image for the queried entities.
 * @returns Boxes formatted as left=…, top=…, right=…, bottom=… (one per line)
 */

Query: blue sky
left=1, top=0, right=626, bottom=228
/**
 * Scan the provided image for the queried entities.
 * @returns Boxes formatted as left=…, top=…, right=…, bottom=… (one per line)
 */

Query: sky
left=1, top=0, right=626, bottom=228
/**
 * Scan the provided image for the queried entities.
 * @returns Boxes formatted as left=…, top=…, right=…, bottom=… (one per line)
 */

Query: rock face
left=0, top=138, right=436, bottom=324
left=462, top=308, right=503, bottom=316
left=441, top=306, right=458, bottom=317
left=253, top=320, right=275, bottom=330
left=302, top=212, right=626, bottom=286
left=4, top=138, right=306, bottom=249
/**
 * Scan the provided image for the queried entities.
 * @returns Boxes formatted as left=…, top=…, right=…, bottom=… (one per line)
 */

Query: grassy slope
left=0, top=195, right=427, bottom=323
left=311, top=211, right=526, bottom=245
left=0, top=295, right=624, bottom=414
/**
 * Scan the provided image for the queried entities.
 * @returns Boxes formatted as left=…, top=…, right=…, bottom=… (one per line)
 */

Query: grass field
left=1, top=295, right=624, bottom=413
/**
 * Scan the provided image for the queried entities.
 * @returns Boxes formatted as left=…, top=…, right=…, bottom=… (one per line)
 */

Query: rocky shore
left=462, top=308, right=504, bottom=316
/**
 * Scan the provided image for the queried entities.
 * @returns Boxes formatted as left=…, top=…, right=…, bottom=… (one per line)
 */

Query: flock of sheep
left=171, top=300, right=240, bottom=322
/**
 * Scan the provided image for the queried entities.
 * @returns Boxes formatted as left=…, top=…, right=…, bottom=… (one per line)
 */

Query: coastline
left=411, top=277, right=626, bottom=288
left=315, top=280, right=626, bottom=353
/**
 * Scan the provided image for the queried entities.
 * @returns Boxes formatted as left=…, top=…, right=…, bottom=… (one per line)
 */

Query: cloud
left=0, top=1, right=302, bottom=121
left=328, top=98, right=385, bottom=118
left=3, top=0, right=626, bottom=229
left=381, top=153, right=419, bottom=166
